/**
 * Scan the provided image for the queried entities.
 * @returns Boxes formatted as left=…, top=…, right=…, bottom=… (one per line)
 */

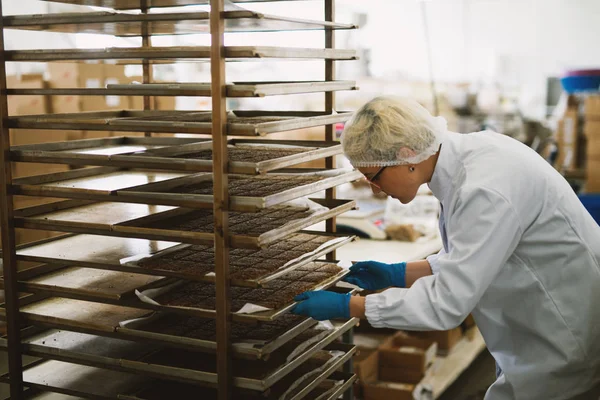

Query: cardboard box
left=129, top=95, right=176, bottom=110
left=155, top=96, right=176, bottom=111
left=408, top=327, right=463, bottom=353
left=12, top=162, right=70, bottom=179
left=556, top=110, right=584, bottom=171
left=378, top=332, right=437, bottom=383
left=584, top=95, right=600, bottom=119
left=6, top=74, right=49, bottom=116
left=586, top=160, right=600, bottom=192
left=10, top=129, right=70, bottom=146
left=48, top=63, right=128, bottom=112
left=356, top=351, right=416, bottom=400
left=363, top=381, right=415, bottom=400
left=585, top=120, right=600, bottom=158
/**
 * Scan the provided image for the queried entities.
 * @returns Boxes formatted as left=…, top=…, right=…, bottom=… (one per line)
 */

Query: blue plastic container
left=579, top=194, right=600, bottom=225
left=560, top=76, right=600, bottom=93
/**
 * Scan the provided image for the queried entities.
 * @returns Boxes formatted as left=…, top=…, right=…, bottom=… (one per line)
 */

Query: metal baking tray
left=7, top=262, right=348, bottom=321
left=0, top=319, right=356, bottom=390
left=12, top=167, right=189, bottom=199
left=0, top=342, right=355, bottom=399
left=13, top=168, right=361, bottom=210
left=118, top=265, right=350, bottom=321
left=9, top=80, right=356, bottom=101
left=305, top=372, right=357, bottom=400
left=3, top=10, right=356, bottom=36
left=107, top=80, right=357, bottom=96
left=13, top=265, right=167, bottom=303
left=6, top=46, right=357, bottom=62
left=38, top=0, right=308, bottom=10
left=13, top=230, right=353, bottom=287
left=11, top=137, right=343, bottom=174
left=4, top=307, right=318, bottom=359
left=9, top=110, right=353, bottom=136
left=13, top=197, right=356, bottom=248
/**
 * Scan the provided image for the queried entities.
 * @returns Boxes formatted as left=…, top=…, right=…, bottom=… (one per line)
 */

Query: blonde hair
left=341, top=96, right=446, bottom=167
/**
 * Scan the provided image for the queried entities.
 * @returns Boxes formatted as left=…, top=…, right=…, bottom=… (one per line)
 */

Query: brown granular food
left=296, top=262, right=325, bottom=272
left=230, top=286, right=253, bottom=298
left=240, top=288, right=276, bottom=303
left=230, top=256, right=263, bottom=268
left=230, top=267, right=271, bottom=281
left=170, top=146, right=307, bottom=163
left=135, top=231, right=338, bottom=284
left=293, top=242, right=324, bottom=253
left=260, top=279, right=291, bottom=290
left=257, top=258, right=288, bottom=271
left=153, top=278, right=325, bottom=311
left=298, top=271, right=333, bottom=283
left=168, top=174, right=323, bottom=198
left=278, top=270, right=308, bottom=282
left=316, top=263, right=343, bottom=274
left=230, top=248, right=257, bottom=257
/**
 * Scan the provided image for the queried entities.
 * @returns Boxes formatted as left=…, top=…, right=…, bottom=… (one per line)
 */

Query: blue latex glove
left=291, top=291, right=351, bottom=321
left=342, top=260, right=406, bottom=290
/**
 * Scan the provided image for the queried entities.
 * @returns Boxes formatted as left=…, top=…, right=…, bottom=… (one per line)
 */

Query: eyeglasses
left=365, top=166, right=387, bottom=188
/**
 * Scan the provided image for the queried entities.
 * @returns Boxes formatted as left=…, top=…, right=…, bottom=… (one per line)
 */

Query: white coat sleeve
left=365, top=186, right=523, bottom=330
left=426, top=248, right=446, bottom=275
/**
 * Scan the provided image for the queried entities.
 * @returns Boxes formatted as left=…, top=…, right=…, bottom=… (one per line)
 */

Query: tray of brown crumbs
left=11, top=137, right=342, bottom=174
left=121, top=346, right=356, bottom=399
left=6, top=318, right=357, bottom=392
left=135, top=261, right=348, bottom=321
left=117, top=169, right=361, bottom=211
left=129, top=232, right=355, bottom=287
left=115, top=198, right=356, bottom=248
left=120, top=313, right=318, bottom=359
left=14, top=196, right=356, bottom=248
left=3, top=342, right=356, bottom=399
left=7, top=296, right=325, bottom=359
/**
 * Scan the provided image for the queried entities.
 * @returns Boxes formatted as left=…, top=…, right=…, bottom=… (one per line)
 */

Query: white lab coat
left=365, top=130, right=600, bottom=400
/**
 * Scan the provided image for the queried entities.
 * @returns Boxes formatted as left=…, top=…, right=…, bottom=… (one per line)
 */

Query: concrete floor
left=0, top=348, right=497, bottom=400
left=438, top=349, right=497, bottom=400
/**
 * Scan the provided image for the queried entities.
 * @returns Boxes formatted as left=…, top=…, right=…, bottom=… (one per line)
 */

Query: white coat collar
left=427, top=131, right=462, bottom=203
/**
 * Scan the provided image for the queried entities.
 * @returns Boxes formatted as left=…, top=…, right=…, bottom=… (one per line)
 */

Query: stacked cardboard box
left=555, top=96, right=585, bottom=172
left=127, top=77, right=176, bottom=111
left=7, top=74, right=71, bottom=178
left=584, top=96, right=600, bottom=192
left=48, top=63, right=130, bottom=140
left=356, top=332, right=437, bottom=400
left=48, top=63, right=129, bottom=112
left=6, top=75, right=71, bottom=245
left=409, top=327, right=463, bottom=355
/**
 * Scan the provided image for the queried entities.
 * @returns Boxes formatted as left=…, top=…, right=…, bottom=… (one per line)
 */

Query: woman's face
left=359, top=165, right=421, bottom=204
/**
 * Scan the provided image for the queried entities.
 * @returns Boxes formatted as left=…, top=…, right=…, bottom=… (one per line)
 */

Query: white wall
left=4, top=0, right=600, bottom=117
left=337, top=0, right=600, bottom=117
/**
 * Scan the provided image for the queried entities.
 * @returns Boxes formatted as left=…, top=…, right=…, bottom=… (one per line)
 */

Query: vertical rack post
left=325, top=3, right=354, bottom=399
left=0, top=3, right=24, bottom=399
left=325, top=0, right=336, bottom=262
left=141, top=0, right=153, bottom=137
left=210, top=0, right=232, bottom=399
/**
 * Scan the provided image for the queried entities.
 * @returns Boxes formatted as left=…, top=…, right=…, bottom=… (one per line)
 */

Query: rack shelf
left=12, top=138, right=344, bottom=174
left=0, top=0, right=358, bottom=397
left=14, top=169, right=361, bottom=210
left=9, top=80, right=357, bottom=97
left=39, top=0, right=308, bottom=9
left=4, top=10, right=357, bottom=35
left=6, top=46, right=358, bottom=62
left=9, top=110, right=353, bottom=135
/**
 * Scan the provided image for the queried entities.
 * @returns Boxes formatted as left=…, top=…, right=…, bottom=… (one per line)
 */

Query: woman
left=291, top=96, right=600, bottom=400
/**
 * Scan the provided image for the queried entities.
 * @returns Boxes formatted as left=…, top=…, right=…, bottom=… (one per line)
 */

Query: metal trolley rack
left=0, top=0, right=361, bottom=398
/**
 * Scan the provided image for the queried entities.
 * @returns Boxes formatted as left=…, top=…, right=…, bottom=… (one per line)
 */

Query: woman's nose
left=370, top=184, right=382, bottom=194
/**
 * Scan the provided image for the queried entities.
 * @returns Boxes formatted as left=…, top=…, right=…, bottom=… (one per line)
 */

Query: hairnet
left=341, top=96, right=447, bottom=167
